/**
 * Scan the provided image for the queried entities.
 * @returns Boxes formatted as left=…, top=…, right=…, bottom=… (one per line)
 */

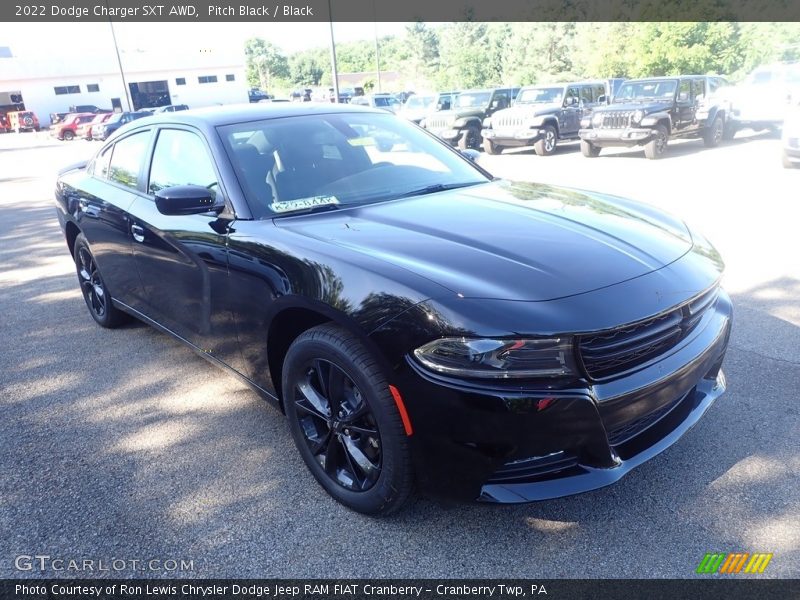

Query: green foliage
left=250, top=23, right=800, bottom=93
left=244, top=37, right=289, bottom=91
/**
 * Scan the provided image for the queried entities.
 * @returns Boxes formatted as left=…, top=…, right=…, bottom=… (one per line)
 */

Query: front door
left=127, top=126, right=244, bottom=370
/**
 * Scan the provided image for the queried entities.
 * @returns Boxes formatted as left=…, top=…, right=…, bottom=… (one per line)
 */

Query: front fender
left=641, top=112, right=673, bottom=131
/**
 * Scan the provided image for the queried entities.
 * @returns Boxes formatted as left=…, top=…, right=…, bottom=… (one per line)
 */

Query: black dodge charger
left=55, top=104, right=731, bottom=515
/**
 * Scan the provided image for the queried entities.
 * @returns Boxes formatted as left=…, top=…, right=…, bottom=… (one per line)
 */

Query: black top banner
left=2, top=579, right=800, bottom=600
left=3, top=0, right=800, bottom=22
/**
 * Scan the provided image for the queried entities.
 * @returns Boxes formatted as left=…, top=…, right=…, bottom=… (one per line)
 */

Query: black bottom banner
left=1, top=579, right=798, bottom=600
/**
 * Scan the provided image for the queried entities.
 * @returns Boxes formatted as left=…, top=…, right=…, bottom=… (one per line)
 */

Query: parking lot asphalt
left=0, top=130, right=798, bottom=579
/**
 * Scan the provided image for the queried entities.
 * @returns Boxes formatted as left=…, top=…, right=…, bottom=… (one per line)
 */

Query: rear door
left=72, top=128, right=153, bottom=306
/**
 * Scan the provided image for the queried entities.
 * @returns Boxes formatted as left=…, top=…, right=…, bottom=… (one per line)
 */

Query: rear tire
left=703, top=116, right=724, bottom=148
left=283, top=323, right=413, bottom=516
left=644, top=125, right=668, bottom=159
left=533, top=125, right=557, bottom=156
left=73, top=234, right=131, bottom=328
left=580, top=140, right=601, bottom=157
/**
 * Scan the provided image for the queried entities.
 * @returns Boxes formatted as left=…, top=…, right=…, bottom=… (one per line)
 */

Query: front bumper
left=580, top=127, right=653, bottom=147
left=393, top=289, right=732, bottom=503
left=482, top=128, right=542, bottom=146
left=427, top=128, right=462, bottom=145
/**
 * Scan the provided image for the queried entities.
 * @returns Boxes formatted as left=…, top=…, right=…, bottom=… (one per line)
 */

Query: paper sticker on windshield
left=347, top=137, right=376, bottom=147
left=270, top=196, right=340, bottom=213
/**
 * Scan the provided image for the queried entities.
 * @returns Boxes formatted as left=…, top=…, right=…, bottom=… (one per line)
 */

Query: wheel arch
left=265, top=299, right=395, bottom=411
left=65, top=220, right=81, bottom=257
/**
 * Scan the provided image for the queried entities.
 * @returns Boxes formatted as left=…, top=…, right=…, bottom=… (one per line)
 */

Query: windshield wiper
left=393, top=182, right=483, bottom=200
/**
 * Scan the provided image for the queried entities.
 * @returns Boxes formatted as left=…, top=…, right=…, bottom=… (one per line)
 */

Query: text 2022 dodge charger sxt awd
left=55, top=104, right=731, bottom=515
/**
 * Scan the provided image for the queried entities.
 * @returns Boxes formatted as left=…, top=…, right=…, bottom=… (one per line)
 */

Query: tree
left=244, top=38, right=289, bottom=91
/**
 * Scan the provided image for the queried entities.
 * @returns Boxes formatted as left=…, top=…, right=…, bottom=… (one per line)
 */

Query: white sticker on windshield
left=270, top=195, right=340, bottom=213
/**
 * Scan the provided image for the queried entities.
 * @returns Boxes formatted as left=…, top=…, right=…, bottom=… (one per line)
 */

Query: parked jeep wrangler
left=421, top=87, right=519, bottom=150
left=481, top=81, right=610, bottom=155
left=723, top=62, right=800, bottom=136
left=579, top=75, right=731, bottom=159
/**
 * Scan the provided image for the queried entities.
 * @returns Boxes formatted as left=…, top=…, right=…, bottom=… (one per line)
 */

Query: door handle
left=131, top=224, right=145, bottom=243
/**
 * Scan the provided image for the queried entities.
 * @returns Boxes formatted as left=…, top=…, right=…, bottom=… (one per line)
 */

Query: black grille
left=606, top=394, right=685, bottom=446
left=494, top=115, right=524, bottom=129
left=487, top=452, right=578, bottom=483
left=578, top=287, right=719, bottom=380
left=598, top=111, right=634, bottom=129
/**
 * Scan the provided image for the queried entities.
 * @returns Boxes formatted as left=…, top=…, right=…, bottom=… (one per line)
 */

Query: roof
left=146, top=101, right=383, bottom=128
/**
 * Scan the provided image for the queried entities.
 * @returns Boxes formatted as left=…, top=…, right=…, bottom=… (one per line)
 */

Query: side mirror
left=565, top=96, right=578, bottom=107
left=597, top=94, right=607, bottom=104
left=154, top=185, right=221, bottom=216
left=459, top=149, right=480, bottom=163
left=678, top=92, right=690, bottom=103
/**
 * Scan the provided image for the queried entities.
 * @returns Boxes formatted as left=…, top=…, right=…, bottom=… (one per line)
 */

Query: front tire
left=644, top=125, right=668, bottom=159
left=580, top=139, right=601, bottom=157
left=457, top=125, right=480, bottom=151
left=533, top=125, right=557, bottom=156
left=62, top=130, right=75, bottom=141
left=73, top=234, right=130, bottom=328
left=482, top=138, right=504, bottom=155
left=283, top=324, right=413, bottom=516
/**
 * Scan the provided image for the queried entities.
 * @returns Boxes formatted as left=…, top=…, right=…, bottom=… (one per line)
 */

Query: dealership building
left=0, top=44, right=248, bottom=126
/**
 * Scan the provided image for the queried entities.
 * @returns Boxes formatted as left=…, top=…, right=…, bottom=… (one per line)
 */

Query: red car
left=50, top=113, right=95, bottom=141
left=77, top=112, right=112, bottom=140
left=0, top=113, right=9, bottom=132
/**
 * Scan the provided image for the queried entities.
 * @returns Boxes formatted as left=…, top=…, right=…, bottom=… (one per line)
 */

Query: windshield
left=219, top=112, right=489, bottom=218
left=614, top=80, right=678, bottom=102
left=516, top=87, right=564, bottom=104
left=373, top=96, right=400, bottom=108
left=456, top=92, right=491, bottom=109
left=404, top=95, right=435, bottom=110
left=107, top=113, right=123, bottom=123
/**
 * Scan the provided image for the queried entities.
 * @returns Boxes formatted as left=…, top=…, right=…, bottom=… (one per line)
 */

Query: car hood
left=494, top=103, right=562, bottom=118
left=602, top=101, right=674, bottom=113
left=274, top=180, right=693, bottom=301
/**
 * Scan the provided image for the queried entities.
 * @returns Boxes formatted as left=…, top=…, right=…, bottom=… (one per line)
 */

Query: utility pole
left=373, top=0, right=381, bottom=93
left=106, top=1, right=133, bottom=111
left=328, top=0, right=340, bottom=103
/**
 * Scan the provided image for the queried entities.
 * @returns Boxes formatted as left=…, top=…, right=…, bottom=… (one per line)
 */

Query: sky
left=2, top=22, right=413, bottom=57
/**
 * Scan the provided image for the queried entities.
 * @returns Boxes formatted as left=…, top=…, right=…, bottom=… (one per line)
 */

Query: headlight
left=592, top=112, right=604, bottom=126
left=632, top=110, right=645, bottom=124
left=482, top=117, right=492, bottom=128
left=413, top=337, right=576, bottom=379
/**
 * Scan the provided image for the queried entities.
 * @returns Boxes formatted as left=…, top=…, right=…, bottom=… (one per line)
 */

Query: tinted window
left=148, top=129, right=218, bottom=198
left=580, top=86, right=594, bottom=104
left=594, top=84, right=606, bottom=102
left=108, top=131, right=150, bottom=190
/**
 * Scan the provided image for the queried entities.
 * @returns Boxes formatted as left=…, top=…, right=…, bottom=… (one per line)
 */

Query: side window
left=678, top=80, right=691, bottom=103
left=108, top=131, right=150, bottom=190
left=594, top=84, right=607, bottom=102
left=492, top=91, right=509, bottom=109
left=708, top=78, right=720, bottom=94
left=148, top=129, right=218, bottom=199
left=90, top=146, right=112, bottom=179
left=565, top=86, right=581, bottom=105
left=692, top=79, right=705, bottom=100
left=580, top=85, right=594, bottom=104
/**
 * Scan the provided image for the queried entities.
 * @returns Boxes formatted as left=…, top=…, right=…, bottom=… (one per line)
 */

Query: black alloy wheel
left=283, top=324, right=413, bottom=515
